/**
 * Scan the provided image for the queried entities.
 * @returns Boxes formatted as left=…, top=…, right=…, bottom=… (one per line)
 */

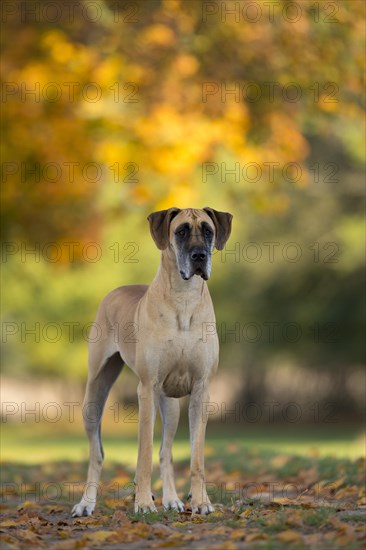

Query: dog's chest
left=141, top=298, right=218, bottom=397
left=155, top=331, right=217, bottom=398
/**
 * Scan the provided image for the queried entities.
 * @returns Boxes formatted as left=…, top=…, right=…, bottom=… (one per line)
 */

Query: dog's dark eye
left=204, top=229, right=212, bottom=237
left=177, top=229, right=186, bottom=237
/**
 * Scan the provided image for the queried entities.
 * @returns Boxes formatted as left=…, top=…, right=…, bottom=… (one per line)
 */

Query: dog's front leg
left=159, top=395, right=185, bottom=511
left=135, top=381, right=158, bottom=513
left=189, top=381, right=214, bottom=515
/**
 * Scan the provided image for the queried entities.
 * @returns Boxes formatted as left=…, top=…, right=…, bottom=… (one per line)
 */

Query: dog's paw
left=71, top=500, right=95, bottom=517
left=191, top=501, right=214, bottom=515
left=163, top=497, right=185, bottom=512
left=134, top=497, right=157, bottom=514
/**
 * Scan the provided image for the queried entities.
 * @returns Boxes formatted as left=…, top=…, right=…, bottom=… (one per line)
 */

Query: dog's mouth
left=179, top=267, right=209, bottom=281
left=194, top=267, right=208, bottom=280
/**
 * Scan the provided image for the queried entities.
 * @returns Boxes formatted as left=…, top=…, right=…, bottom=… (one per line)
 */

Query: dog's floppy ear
left=147, top=207, right=181, bottom=250
left=203, top=207, right=233, bottom=250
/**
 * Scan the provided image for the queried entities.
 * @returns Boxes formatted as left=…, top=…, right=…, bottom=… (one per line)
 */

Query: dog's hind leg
left=72, top=351, right=123, bottom=517
left=159, top=395, right=185, bottom=511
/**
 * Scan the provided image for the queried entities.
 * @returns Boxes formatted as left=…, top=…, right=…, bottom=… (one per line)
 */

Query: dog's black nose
left=190, top=247, right=207, bottom=262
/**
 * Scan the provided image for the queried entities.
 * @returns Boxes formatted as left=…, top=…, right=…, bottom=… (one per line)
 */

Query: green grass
left=1, top=424, right=365, bottom=550
left=301, top=507, right=334, bottom=527
left=1, top=422, right=364, bottom=464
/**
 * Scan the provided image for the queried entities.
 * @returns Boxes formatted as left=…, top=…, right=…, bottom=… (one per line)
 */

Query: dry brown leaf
left=208, top=526, right=230, bottom=535
left=17, top=528, right=44, bottom=544
left=17, top=501, right=40, bottom=512
left=114, top=523, right=151, bottom=542
left=51, top=540, right=83, bottom=550
left=336, top=532, right=359, bottom=546
left=212, top=541, right=238, bottom=550
left=152, top=524, right=174, bottom=538
left=327, top=516, right=353, bottom=532
left=245, top=532, right=269, bottom=542
left=270, top=497, right=293, bottom=506
left=0, top=520, right=18, bottom=528
left=44, top=505, right=66, bottom=514
left=190, top=515, right=205, bottom=523
left=57, top=530, right=71, bottom=539
left=303, top=533, right=323, bottom=546
left=335, top=485, right=359, bottom=499
left=299, top=499, right=317, bottom=508
left=111, top=509, right=131, bottom=524
left=0, top=533, right=21, bottom=549
left=73, top=516, right=101, bottom=526
left=330, top=478, right=347, bottom=491
left=104, top=497, right=126, bottom=509
left=228, top=528, right=245, bottom=540
left=171, top=521, right=187, bottom=528
left=83, top=529, right=118, bottom=543
left=277, top=529, right=303, bottom=544
left=284, top=509, right=304, bottom=527
left=271, top=455, right=291, bottom=468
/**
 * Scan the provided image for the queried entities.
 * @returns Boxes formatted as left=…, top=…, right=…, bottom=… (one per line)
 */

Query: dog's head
left=147, top=207, right=233, bottom=281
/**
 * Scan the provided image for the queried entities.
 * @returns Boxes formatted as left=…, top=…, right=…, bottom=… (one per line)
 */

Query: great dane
left=72, top=207, right=232, bottom=516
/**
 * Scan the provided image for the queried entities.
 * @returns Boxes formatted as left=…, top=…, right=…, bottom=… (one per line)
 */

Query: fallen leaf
left=229, top=529, right=245, bottom=540
left=245, top=532, right=269, bottom=542
left=270, top=496, right=293, bottom=506
left=17, top=501, right=40, bottom=512
left=83, top=530, right=117, bottom=543
left=0, top=533, right=21, bottom=548
left=0, top=520, right=18, bottom=528
left=152, top=524, right=174, bottom=538
left=171, top=521, right=187, bottom=527
left=277, top=530, right=303, bottom=544
left=327, top=516, right=353, bottom=532
left=284, top=509, right=304, bottom=527
left=111, top=509, right=131, bottom=526
left=17, top=529, right=44, bottom=544
left=332, top=478, right=347, bottom=490
left=51, top=540, right=81, bottom=550
left=104, top=497, right=126, bottom=509
left=212, top=541, right=238, bottom=550
left=335, top=485, right=359, bottom=499
left=304, top=533, right=323, bottom=546
left=209, top=526, right=229, bottom=535
left=271, top=455, right=291, bottom=468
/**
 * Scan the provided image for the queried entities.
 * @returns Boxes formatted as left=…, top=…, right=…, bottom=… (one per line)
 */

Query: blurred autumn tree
left=2, top=0, right=364, bottom=245
left=1, top=0, right=365, bottom=416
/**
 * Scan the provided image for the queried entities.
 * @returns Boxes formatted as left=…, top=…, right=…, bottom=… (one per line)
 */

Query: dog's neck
left=152, top=249, right=205, bottom=297
left=148, top=251, right=207, bottom=330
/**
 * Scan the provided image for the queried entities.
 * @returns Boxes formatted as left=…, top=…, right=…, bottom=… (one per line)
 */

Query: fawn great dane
left=72, top=207, right=233, bottom=516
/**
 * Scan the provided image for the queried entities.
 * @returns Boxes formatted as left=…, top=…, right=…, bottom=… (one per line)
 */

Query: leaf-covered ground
left=1, top=447, right=365, bottom=549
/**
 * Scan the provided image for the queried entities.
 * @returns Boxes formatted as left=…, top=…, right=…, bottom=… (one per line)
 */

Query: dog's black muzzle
left=190, top=246, right=207, bottom=263
left=179, top=246, right=210, bottom=280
